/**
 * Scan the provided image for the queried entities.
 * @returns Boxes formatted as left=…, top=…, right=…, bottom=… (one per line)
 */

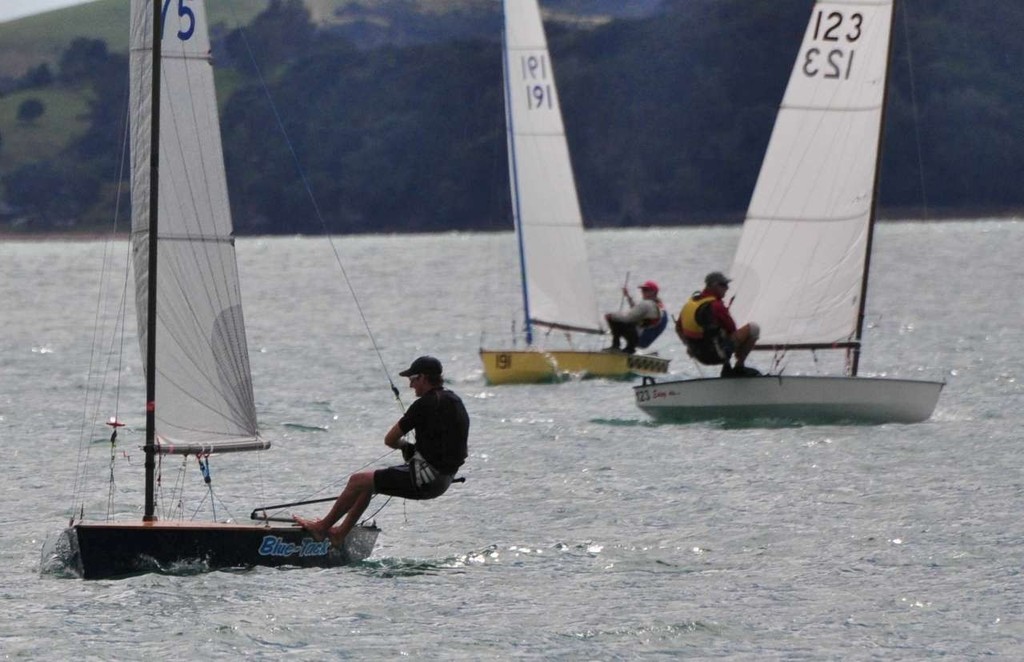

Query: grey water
left=3, top=221, right=1023, bottom=659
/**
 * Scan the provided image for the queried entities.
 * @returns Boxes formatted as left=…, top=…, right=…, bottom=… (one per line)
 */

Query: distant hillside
left=1, top=0, right=1022, bottom=235
left=0, top=1, right=267, bottom=81
left=0, top=0, right=663, bottom=80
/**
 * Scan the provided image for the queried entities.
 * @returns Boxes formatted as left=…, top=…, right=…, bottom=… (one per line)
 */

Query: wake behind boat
left=634, top=0, right=943, bottom=424
left=480, top=0, right=669, bottom=385
left=52, top=0, right=377, bottom=580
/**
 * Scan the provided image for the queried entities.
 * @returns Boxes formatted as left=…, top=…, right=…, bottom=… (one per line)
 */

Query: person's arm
left=623, top=302, right=650, bottom=324
left=385, top=420, right=416, bottom=461
left=384, top=421, right=406, bottom=449
left=622, top=286, right=634, bottom=307
left=713, top=301, right=738, bottom=335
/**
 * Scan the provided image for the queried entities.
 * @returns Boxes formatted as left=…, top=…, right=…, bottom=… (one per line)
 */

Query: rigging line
left=257, top=446, right=400, bottom=517
left=73, top=68, right=134, bottom=523
left=899, top=0, right=929, bottom=218
left=362, top=495, right=392, bottom=523
left=227, top=7, right=404, bottom=410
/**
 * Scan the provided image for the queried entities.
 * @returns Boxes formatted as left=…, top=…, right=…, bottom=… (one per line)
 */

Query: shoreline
left=1, top=213, right=1020, bottom=242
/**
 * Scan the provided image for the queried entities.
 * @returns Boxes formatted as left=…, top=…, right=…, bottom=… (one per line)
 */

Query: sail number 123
left=802, top=10, right=864, bottom=80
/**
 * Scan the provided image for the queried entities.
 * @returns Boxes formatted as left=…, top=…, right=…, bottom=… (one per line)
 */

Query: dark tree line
left=3, top=0, right=1023, bottom=233
left=2, top=37, right=126, bottom=228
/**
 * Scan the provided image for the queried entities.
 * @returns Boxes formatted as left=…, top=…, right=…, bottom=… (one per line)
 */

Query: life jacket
left=637, top=305, right=668, bottom=349
left=678, top=293, right=718, bottom=340
left=640, top=299, right=665, bottom=328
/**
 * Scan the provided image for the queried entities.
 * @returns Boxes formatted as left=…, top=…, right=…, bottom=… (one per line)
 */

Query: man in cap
left=294, top=355, right=469, bottom=547
left=676, top=271, right=760, bottom=377
left=603, top=280, right=666, bottom=354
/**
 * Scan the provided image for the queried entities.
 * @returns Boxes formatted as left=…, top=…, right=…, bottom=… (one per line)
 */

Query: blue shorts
left=374, top=464, right=452, bottom=500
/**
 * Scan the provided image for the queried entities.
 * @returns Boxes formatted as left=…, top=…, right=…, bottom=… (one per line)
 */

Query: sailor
left=294, top=355, right=469, bottom=547
left=676, top=271, right=760, bottom=377
left=604, top=280, right=666, bottom=354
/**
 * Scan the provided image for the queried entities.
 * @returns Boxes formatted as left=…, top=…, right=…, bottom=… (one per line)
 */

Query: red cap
left=639, top=280, right=659, bottom=293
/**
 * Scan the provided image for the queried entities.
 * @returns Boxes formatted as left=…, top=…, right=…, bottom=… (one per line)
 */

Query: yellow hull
left=479, top=348, right=670, bottom=385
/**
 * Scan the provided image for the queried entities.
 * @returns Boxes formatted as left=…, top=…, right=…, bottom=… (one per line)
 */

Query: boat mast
left=851, top=0, right=897, bottom=377
left=501, top=11, right=534, bottom=346
left=144, top=0, right=162, bottom=522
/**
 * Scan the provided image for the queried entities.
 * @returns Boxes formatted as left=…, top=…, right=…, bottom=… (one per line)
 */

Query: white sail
left=130, top=0, right=266, bottom=454
left=729, top=0, right=893, bottom=347
left=502, top=0, right=602, bottom=334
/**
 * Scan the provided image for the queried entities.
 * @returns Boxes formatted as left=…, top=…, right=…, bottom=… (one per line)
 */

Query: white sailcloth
left=729, top=0, right=893, bottom=347
left=130, top=0, right=266, bottom=453
left=503, top=0, right=602, bottom=334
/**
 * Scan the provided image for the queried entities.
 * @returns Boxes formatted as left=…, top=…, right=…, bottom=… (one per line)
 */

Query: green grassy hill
left=0, top=87, right=90, bottom=161
left=0, top=1, right=126, bottom=80
left=0, top=0, right=276, bottom=80
left=0, top=0, right=275, bottom=187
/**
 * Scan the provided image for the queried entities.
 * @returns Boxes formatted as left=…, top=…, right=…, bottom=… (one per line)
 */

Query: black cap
left=399, top=355, right=443, bottom=377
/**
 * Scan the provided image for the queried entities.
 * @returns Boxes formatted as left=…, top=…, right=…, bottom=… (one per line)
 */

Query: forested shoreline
left=1, top=0, right=1021, bottom=234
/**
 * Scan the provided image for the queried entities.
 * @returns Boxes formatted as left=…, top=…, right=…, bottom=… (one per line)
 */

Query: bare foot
left=292, top=515, right=328, bottom=542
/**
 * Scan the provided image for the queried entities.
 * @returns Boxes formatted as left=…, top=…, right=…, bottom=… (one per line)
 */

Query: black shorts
left=685, top=336, right=731, bottom=365
left=374, top=464, right=452, bottom=500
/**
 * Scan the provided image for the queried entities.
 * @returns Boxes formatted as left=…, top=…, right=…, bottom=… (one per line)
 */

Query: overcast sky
left=0, top=0, right=96, bottom=23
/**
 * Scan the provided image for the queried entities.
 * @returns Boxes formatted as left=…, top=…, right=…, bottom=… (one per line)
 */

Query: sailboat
left=633, top=0, right=943, bottom=424
left=479, top=0, right=670, bottom=385
left=53, top=0, right=377, bottom=579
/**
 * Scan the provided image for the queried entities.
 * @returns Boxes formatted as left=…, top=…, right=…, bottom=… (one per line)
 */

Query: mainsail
left=129, top=0, right=266, bottom=454
left=728, top=0, right=894, bottom=349
left=502, top=0, right=602, bottom=336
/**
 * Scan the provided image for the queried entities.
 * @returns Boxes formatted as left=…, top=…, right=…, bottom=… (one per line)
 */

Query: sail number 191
left=802, top=10, right=864, bottom=80
left=520, top=54, right=553, bottom=110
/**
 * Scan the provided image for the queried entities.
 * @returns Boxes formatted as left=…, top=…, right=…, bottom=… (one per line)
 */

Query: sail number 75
left=162, top=0, right=196, bottom=41
left=802, top=10, right=863, bottom=80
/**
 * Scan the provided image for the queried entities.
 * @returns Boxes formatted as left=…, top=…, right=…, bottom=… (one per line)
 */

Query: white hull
left=634, top=375, right=943, bottom=425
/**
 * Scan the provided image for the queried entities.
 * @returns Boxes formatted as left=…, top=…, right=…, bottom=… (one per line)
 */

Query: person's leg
left=622, top=324, right=639, bottom=353
left=326, top=489, right=373, bottom=546
left=606, top=318, right=627, bottom=350
left=689, top=338, right=726, bottom=366
left=732, top=322, right=760, bottom=368
left=293, top=470, right=375, bottom=541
